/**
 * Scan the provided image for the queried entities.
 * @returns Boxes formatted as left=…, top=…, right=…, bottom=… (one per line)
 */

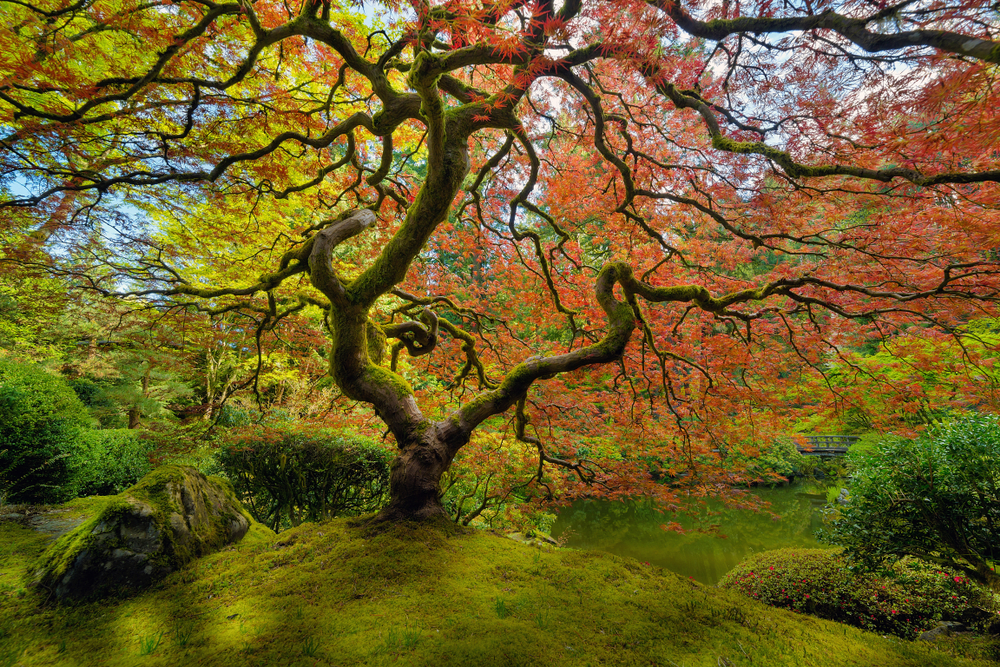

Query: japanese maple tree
left=2, top=0, right=999, bottom=521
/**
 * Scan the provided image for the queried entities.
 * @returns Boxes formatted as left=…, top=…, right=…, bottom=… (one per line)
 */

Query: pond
left=551, top=483, right=838, bottom=585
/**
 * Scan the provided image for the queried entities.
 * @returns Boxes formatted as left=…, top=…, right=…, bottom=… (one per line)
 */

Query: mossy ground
left=1, top=511, right=998, bottom=667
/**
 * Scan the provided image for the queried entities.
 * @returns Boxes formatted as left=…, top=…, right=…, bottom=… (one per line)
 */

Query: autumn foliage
left=1, top=0, right=999, bottom=518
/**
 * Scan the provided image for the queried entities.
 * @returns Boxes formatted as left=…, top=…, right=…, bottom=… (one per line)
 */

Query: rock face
left=32, top=466, right=252, bottom=600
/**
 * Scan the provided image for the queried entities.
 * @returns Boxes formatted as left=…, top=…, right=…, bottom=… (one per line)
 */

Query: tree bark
left=127, top=407, right=141, bottom=429
left=378, top=435, right=457, bottom=521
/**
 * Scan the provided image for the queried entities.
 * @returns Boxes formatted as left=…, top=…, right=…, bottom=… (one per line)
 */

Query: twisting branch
left=515, top=397, right=606, bottom=490
left=307, top=209, right=378, bottom=305
left=382, top=307, right=439, bottom=357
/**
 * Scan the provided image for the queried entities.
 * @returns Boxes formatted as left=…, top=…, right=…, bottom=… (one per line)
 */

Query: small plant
left=138, top=631, right=163, bottom=656
left=301, top=637, right=321, bottom=657
left=174, top=624, right=194, bottom=648
left=376, top=629, right=399, bottom=655
left=494, top=597, right=510, bottom=619
left=824, top=486, right=842, bottom=504
left=401, top=627, right=420, bottom=649
left=679, top=600, right=699, bottom=616
left=376, top=625, right=420, bottom=654
left=723, top=606, right=748, bottom=626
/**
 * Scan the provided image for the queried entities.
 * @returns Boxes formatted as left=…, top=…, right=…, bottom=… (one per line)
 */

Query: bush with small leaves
left=719, top=548, right=998, bottom=639
left=823, top=415, right=1000, bottom=590
left=0, top=358, right=93, bottom=504
left=720, top=437, right=803, bottom=482
left=216, top=430, right=392, bottom=531
left=77, top=429, right=154, bottom=496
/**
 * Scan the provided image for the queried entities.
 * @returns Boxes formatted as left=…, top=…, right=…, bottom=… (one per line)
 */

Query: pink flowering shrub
left=718, top=548, right=998, bottom=639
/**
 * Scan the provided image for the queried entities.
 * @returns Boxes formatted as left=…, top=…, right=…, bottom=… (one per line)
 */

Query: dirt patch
left=0, top=498, right=106, bottom=540
left=26, top=510, right=88, bottom=539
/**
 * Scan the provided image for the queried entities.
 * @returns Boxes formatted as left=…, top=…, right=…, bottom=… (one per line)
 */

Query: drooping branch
left=515, top=396, right=604, bottom=489
left=2, top=113, right=378, bottom=208
left=454, top=262, right=636, bottom=435
left=648, top=76, right=1000, bottom=187
left=647, top=0, right=1000, bottom=64
left=447, top=253, right=1000, bottom=444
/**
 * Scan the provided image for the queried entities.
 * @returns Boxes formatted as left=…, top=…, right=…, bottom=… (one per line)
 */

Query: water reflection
left=551, top=485, right=833, bottom=584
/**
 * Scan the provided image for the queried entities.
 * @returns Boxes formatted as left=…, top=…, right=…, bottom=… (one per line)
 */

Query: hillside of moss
left=1, top=505, right=998, bottom=667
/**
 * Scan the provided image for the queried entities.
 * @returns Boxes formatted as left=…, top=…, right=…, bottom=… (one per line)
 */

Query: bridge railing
left=798, top=435, right=860, bottom=448
left=793, top=435, right=859, bottom=456
left=710, top=435, right=861, bottom=457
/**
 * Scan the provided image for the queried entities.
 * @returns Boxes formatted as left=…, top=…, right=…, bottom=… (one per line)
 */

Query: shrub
left=216, top=430, right=392, bottom=531
left=68, top=378, right=118, bottom=427
left=77, top=429, right=154, bottom=496
left=719, top=548, right=999, bottom=639
left=0, top=358, right=92, bottom=504
left=822, top=415, right=1000, bottom=589
left=846, top=431, right=906, bottom=459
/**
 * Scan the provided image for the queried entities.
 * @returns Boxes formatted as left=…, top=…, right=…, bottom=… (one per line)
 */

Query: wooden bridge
left=712, top=435, right=860, bottom=458
left=794, top=435, right=859, bottom=458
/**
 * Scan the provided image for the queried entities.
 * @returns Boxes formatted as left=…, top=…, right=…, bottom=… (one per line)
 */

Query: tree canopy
left=1, top=0, right=999, bottom=519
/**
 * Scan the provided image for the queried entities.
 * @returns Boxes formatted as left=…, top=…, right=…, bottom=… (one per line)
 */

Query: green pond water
left=551, top=483, right=837, bottom=585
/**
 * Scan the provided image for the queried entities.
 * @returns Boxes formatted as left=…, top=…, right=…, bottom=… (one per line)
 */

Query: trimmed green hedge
left=719, top=548, right=998, bottom=639
left=216, top=430, right=392, bottom=531
left=0, top=358, right=93, bottom=504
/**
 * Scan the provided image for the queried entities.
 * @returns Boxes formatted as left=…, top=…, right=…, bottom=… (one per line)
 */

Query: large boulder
left=31, top=465, right=252, bottom=600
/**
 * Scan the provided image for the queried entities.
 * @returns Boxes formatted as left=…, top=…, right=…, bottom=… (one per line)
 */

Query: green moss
left=365, top=364, right=414, bottom=400
left=712, top=135, right=791, bottom=165
left=3, top=511, right=998, bottom=665
left=366, top=321, right=387, bottom=366
left=711, top=135, right=843, bottom=180
left=989, top=42, right=1000, bottom=64
left=125, top=467, right=254, bottom=565
left=239, top=522, right=277, bottom=546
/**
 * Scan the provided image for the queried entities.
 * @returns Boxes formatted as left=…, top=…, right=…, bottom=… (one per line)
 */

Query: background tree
left=810, top=319, right=1000, bottom=433
left=1, top=0, right=999, bottom=521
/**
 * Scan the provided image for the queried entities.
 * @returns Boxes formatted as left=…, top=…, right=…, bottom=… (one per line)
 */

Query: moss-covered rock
left=30, top=466, right=255, bottom=601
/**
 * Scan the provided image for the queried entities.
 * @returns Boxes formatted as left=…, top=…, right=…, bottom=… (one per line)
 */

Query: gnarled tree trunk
left=379, top=429, right=462, bottom=521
